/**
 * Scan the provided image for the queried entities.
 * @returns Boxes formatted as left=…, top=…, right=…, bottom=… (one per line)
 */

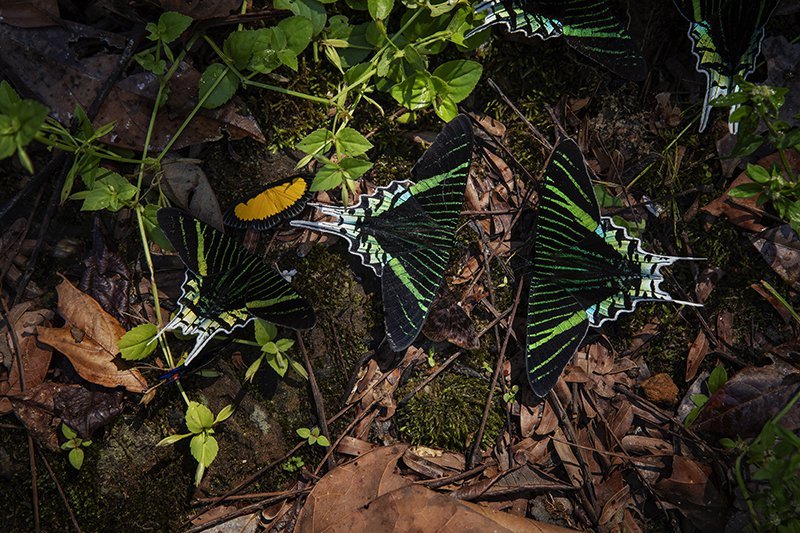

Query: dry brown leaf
left=403, top=446, right=465, bottom=479
left=685, top=331, right=710, bottom=382
left=552, top=429, right=584, bottom=487
left=160, top=158, right=224, bottom=231
left=158, top=0, right=240, bottom=19
left=10, top=382, right=75, bottom=451
left=0, top=0, right=59, bottom=27
left=598, top=485, right=632, bottom=529
left=655, top=456, right=727, bottom=528
left=750, top=224, right=800, bottom=289
left=0, top=303, right=53, bottom=414
left=337, top=436, right=377, bottom=457
left=620, top=435, right=672, bottom=456
left=36, top=276, right=147, bottom=393
left=693, top=267, right=725, bottom=304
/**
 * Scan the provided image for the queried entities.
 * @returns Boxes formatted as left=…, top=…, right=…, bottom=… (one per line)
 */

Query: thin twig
left=184, top=490, right=309, bottom=533
left=38, top=449, right=82, bottom=533
left=297, top=332, right=334, bottom=472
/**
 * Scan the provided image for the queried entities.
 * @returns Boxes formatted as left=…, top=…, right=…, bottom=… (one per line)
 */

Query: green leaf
left=297, top=128, right=335, bottom=156
left=433, top=94, right=458, bottom=121
left=335, top=127, right=373, bottom=156
left=156, top=433, right=192, bottom=446
left=368, top=0, right=393, bottom=20
left=245, top=354, right=264, bottom=383
left=262, top=341, right=279, bottom=354
left=296, top=427, right=311, bottom=438
left=275, top=338, right=295, bottom=352
left=0, top=81, right=22, bottom=114
left=223, top=30, right=263, bottom=70
left=311, top=162, right=346, bottom=191
left=267, top=351, right=289, bottom=377
left=199, top=64, right=239, bottom=109
left=317, top=435, right=330, bottom=447
left=279, top=16, right=314, bottom=54
left=274, top=0, right=327, bottom=36
left=390, top=73, right=434, bottom=110
left=70, top=172, right=137, bottom=212
left=711, top=92, right=748, bottom=107
left=185, top=401, right=215, bottom=434
left=340, top=157, right=373, bottom=179
left=119, top=323, right=159, bottom=360
left=690, top=394, right=708, bottom=408
left=156, top=12, right=192, bottom=44
left=61, top=424, right=77, bottom=439
left=190, top=433, right=219, bottom=467
left=326, top=17, right=373, bottom=68
left=719, top=437, right=736, bottom=449
left=214, top=404, right=235, bottom=425
left=728, top=182, right=764, bottom=198
left=142, top=204, right=173, bottom=251
left=277, top=48, right=299, bottom=71
left=68, top=448, right=84, bottom=470
left=135, top=50, right=166, bottom=75
left=746, top=163, right=772, bottom=184
left=289, top=358, right=309, bottom=380
left=432, top=60, right=482, bottom=103
left=708, top=364, right=728, bottom=395
left=255, top=319, right=278, bottom=344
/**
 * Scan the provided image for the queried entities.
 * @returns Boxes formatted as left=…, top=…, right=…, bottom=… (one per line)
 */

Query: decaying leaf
left=0, top=302, right=53, bottom=414
left=421, top=290, right=479, bottom=350
left=296, top=444, right=575, bottom=533
left=36, top=275, right=147, bottom=393
left=749, top=224, right=800, bottom=289
left=0, top=0, right=59, bottom=28
left=79, top=241, right=133, bottom=328
left=654, top=456, right=728, bottom=529
left=53, top=386, right=123, bottom=439
left=685, top=331, right=710, bottom=382
left=693, top=363, right=800, bottom=437
left=10, top=382, right=76, bottom=451
left=0, top=22, right=264, bottom=152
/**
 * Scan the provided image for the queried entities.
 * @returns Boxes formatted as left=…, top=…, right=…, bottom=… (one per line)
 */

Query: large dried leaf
left=10, top=382, right=76, bottom=451
left=0, top=303, right=53, bottom=414
left=0, top=22, right=264, bottom=152
left=296, top=445, right=574, bottom=533
left=654, top=456, right=728, bottom=529
left=750, top=224, right=800, bottom=289
left=36, top=276, right=147, bottom=393
left=694, top=364, right=800, bottom=437
left=685, top=331, right=709, bottom=382
left=53, top=386, right=123, bottom=438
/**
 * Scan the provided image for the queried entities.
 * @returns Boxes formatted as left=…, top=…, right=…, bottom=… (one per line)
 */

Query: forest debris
left=36, top=275, right=147, bottom=393
left=0, top=0, right=59, bottom=27
left=640, top=373, right=679, bottom=406
left=161, top=158, right=224, bottom=230
left=620, top=435, right=672, bottom=456
left=694, top=363, right=800, bottom=437
left=0, top=22, right=264, bottom=152
left=693, top=267, right=725, bottom=303
left=685, top=331, right=710, bottom=382
left=79, top=239, right=133, bottom=328
left=0, top=302, right=53, bottom=414
left=402, top=446, right=464, bottom=479
left=421, top=290, right=479, bottom=350
left=552, top=429, right=584, bottom=487
left=53, top=386, right=123, bottom=438
left=750, top=282, right=797, bottom=325
left=10, top=381, right=75, bottom=451
left=654, top=456, right=727, bottom=529
left=158, top=0, right=240, bottom=20
left=749, top=224, right=800, bottom=289
left=337, top=436, right=377, bottom=457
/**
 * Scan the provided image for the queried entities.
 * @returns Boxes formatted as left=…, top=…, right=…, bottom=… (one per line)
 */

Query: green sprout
left=245, top=319, right=308, bottom=382
left=60, top=423, right=92, bottom=470
left=297, top=426, right=330, bottom=447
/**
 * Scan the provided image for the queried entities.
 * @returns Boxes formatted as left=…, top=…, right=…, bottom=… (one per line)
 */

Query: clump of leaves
left=713, top=78, right=800, bottom=232
left=685, top=364, right=728, bottom=427
left=283, top=455, right=306, bottom=472
left=246, top=319, right=307, bottom=382
left=297, top=426, right=330, bottom=447
left=157, top=401, right=234, bottom=486
left=0, top=81, right=49, bottom=173
left=503, top=384, right=519, bottom=404
left=61, top=423, right=92, bottom=470
left=135, top=11, right=193, bottom=76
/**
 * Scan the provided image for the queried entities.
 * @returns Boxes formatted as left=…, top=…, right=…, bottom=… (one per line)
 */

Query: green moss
left=396, top=373, right=504, bottom=452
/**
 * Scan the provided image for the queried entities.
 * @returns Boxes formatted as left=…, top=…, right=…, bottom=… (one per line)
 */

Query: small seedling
left=684, top=364, right=728, bottom=427
left=283, top=456, right=305, bottom=472
left=503, top=385, right=519, bottom=404
left=157, top=402, right=234, bottom=486
left=246, top=319, right=307, bottom=382
left=61, top=423, right=92, bottom=470
left=297, top=426, right=330, bottom=447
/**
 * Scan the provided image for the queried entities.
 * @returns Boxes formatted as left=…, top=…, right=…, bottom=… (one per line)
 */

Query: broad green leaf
left=262, top=341, right=278, bottom=354
left=199, top=64, right=239, bottom=109
left=728, top=182, right=764, bottom=198
left=267, top=351, right=289, bottom=377
left=390, top=73, right=434, bottom=110
left=275, top=338, right=295, bottom=352
left=214, top=404, right=235, bottom=425
left=344, top=63, right=373, bottom=88
left=274, top=0, right=327, bottom=36
left=157, top=433, right=192, bottom=446
left=279, top=16, right=314, bottom=54
left=254, top=319, right=278, bottom=344
left=150, top=12, right=192, bottom=44
left=368, top=0, right=393, bottom=20
left=289, top=358, right=309, bottom=380
left=70, top=172, right=137, bottom=212
left=311, top=162, right=345, bottom=191
left=223, top=30, right=262, bottom=70
left=278, top=49, right=299, bottom=71
left=433, top=94, right=458, bottom=121
left=62, top=424, right=77, bottom=439
left=317, top=435, right=330, bottom=447
left=746, top=163, right=772, bottom=184
left=190, top=433, right=219, bottom=467
left=711, top=92, right=748, bottom=107
left=335, top=127, right=373, bottom=156
left=326, top=16, right=373, bottom=68
left=297, top=427, right=311, bottom=438
left=119, top=323, right=159, bottom=361
left=297, top=128, right=335, bottom=156
left=708, top=365, right=728, bottom=395
left=432, top=60, right=482, bottom=103
left=340, top=157, right=373, bottom=180
left=0, top=80, right=21, bottom=114
left=142, top=204, right=173, bottom=251
left=185, top=401, right=215, bottom=434
left=68, top=448, right=84, bottom=470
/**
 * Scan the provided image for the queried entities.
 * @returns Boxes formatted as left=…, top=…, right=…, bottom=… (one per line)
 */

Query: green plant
left=283, top=455, right=306, bottom=472
left=135, top=11, right=193, bottom=76
left=245, top=319, right=307, bottom=382
left=297, top=426, right=330, bottom=447
left=157, top=402, right=234, bottom=486
left=503, top=384, right=519, bottom=404
left=713, top=78, right=800, bottom=233
left=684, top=364, right=728, bottom=427
left=60, top=423, right=92, bottom=470
left=426, top=348, right=437, bottom=367
left=0, top=81, right=49, bottom=173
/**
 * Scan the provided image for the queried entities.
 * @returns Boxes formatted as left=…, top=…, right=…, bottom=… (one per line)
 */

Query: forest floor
left=1, top=1, right=800, bottom=532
